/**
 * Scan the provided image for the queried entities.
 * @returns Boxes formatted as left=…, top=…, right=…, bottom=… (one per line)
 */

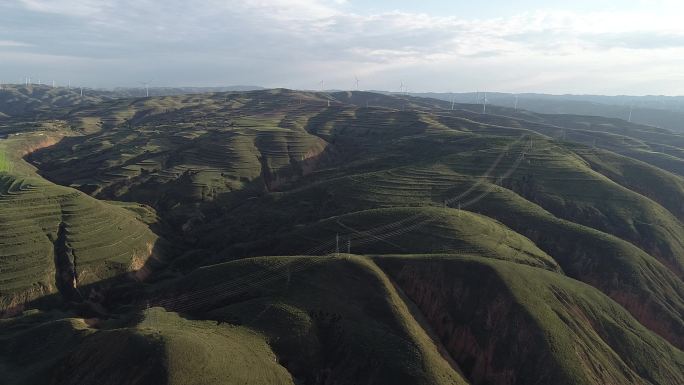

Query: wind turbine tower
left=482, top=92, right=488, bottom=114
left=355, top=75, right=359, bottom=91
left=514, top=94, right=519, bottom=111
left=628, top=104, right=633, bottom=123
left=140, top=82, right=150, bottom=97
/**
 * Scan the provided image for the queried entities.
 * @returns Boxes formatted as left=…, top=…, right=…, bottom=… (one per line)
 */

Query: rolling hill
left=1, top=87, right=684, bottom=384
left=413, top=92, right=684, bottom=133
left=0, top=129, right=168, bottom=318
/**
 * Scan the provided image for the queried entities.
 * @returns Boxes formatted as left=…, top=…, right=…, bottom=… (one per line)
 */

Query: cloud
left=18, top=0, right=114, bottom=17
left=0, top=40, right=32, bottom=47
left=3, top=0, right=684, bottom=93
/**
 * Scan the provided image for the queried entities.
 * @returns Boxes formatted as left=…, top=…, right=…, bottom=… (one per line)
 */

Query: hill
left=0, top=84, right=112, bottom=119
left=0, top=129, right=168, bottom=317
left=413, top=92, right=684, bottom=132
left=2, top=87, right=684, bottom=384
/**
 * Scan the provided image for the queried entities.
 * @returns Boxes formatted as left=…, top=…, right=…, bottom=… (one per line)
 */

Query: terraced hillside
left=0, top=130, right=166, bottom=317
left=3, top=88, right=684, bottom=384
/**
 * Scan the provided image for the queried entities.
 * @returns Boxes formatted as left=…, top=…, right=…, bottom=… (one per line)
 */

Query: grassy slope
left=28, top=91, right=337, bottom=225
left=151, top=256, right=469, bottom=385
left=0, top=308, right=293, bottom=385
left=0, top=132, right=163, bottom=315
left=439, top=136, right=684, bottom=278
left=216, top=207, right=560, bottom=272
left=189, top=128, right=684, bottom=348
left=573, top=147, right=684, bottom=221
left=0, top=149, right=8, bottom=173
left=376, top=255, right=684, bottom=385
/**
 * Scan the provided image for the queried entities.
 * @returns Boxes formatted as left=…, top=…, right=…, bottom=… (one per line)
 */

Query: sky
left=1, top=0, right=684, bottom=94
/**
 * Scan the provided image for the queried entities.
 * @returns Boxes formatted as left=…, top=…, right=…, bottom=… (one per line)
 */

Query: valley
left=1, top=87, right=683, bottom=384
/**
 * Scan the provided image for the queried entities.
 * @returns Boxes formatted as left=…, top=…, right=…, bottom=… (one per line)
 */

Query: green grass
left=152, top=255, right=468, bottom=385
left=249, top=206, right=560, bottom=271
left=376, top=255, right=684, bottom=385
left=146, top=253, right=684, bottom=384
left=0, top=132, right=165, bottom=316
left=0, top=308, right=293, bottom=385
left=0, top=148, right=10, bottom=172
left=573, top=146, right=684, bottom=221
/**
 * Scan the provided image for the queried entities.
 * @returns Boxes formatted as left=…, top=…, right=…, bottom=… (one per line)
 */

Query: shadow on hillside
left=3, top=233, right=179, bottom=322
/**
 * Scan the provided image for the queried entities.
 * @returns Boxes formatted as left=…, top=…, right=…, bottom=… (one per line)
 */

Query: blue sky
left=2, top=0, right=684, bottom=94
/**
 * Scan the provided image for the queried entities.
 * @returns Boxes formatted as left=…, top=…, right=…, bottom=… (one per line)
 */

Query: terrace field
left=0, top=129, right=168, bottom=318
left=2, top=88, right=684, bottom=384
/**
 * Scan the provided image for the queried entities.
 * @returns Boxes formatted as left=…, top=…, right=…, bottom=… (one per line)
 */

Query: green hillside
left=0, top=130, right=167, bottom=317
left=2, top=88, right=684, bottom=384
left=0, top=308, right=293, bottom=385
left=151, top=255, right=469, bottom=385
left=377, top=255, right=684, bottom=385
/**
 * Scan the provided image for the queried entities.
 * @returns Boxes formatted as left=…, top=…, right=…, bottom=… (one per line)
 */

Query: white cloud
left=0, top=40, right=31, bottom=47
left=18, top=0, right=114, bottom=17
left=5, top=0, right=684, bottom=93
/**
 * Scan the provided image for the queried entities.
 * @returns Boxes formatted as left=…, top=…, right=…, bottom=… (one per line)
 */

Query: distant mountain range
left=0, top=84, right=264, bottom=120
left=410, top=91, right=684, bottom=132
left=109, top=85, right=265, bottom=97
left=3, top=84, right=683, bottom=133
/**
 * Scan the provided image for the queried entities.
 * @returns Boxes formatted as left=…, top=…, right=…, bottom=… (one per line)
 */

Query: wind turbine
left=354, top=75, right=359, bottom=91
left=482, top=92, right=488, bottom=114
left=139, top=82, right=150, bottom=97
left=514, top=94, right=519, bottom=111
left=451, top=94, right=456, bottom=111
left=400, top=81, right=405, bottom=94
left=319, top=81, right=331, bottom=107
left=628, top=104, right=634, bottom=123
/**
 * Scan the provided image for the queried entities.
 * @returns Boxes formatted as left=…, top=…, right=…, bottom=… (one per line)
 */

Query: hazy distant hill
left=412, top=91, right=684, bottom=132
left=0, top=84, right=112, bottom=119
left=0, top=84, right=263, bottom=119
left=108, top=85, right=264, bottom=98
